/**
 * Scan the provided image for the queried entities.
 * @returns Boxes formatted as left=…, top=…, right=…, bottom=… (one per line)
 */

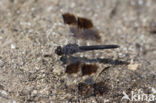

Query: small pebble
left=53, top=68, right=62, bottom=75
left=128, top=63, right=141, bottom=71
left=0, top=90, right=8, bottom=96
left=11, top=44, right=16, bottom=49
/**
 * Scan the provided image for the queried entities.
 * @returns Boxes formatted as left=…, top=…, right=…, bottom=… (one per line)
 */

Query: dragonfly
left=55, top=13, right=121, bottom=97
left=55, top=13, right=120, bottom=76
left=55, top=43, right=119, bottom=55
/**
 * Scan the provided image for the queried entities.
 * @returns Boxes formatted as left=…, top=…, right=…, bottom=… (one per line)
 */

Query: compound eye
left=55, top=46, right=63, bottom=55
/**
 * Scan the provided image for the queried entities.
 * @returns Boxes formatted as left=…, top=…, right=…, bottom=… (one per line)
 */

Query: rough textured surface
left=0, top=0, right=156, bottom=103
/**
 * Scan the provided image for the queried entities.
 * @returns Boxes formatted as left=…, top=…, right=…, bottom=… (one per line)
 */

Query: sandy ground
left=0, top=0, right=156, bottom=103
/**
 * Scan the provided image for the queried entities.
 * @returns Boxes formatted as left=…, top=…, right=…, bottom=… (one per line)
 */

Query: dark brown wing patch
left=77, top=17, right=93, bottom=29
left=62, top=13, right=77, bottom=25
left=81, top=64, right=98, bottom=76
left=65, top=63, right=98, bottom=76
left=65, top=62, right=81, bottom=74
